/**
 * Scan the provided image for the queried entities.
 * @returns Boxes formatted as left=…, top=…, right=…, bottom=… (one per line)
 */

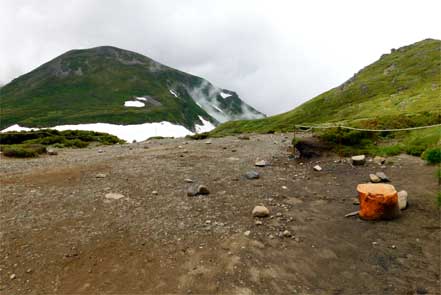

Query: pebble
left=352, top=198, right=360, bottom=205
left=187, top=185, right=210, bottom=196
left=245, top=171, right=260, bottom=180
left=283, top=230, right=292, bottom=237
left=369, top=174, right=381, bottom=183
left=98, top=149, right=104, bottom=153
left=96, top=173, right=106, bottom=178
left=184, top=178, right=194, bottom=183
left=313, top=165, right=322, bottom=171
left=26, top=268, right=32, bottom=273
left=105, top=193, right=125, bottom=200
left=10, top=274, right=16, bottom=280
left=238, top=135, right=250, bottom=140
left=255, top=220, right=263, bottom=225
left=281, top=186, right=288, bottom=190
left=205, top=141, right=212, bottom=145
left=244, top=230, right=251, bottom=237
left=391, top=245, right=397, bottom=249
left=352, top=155, right=366, bottom=166
left=255, top=160, right=268, bottom=167
left=252, top=205, right=270, bottom=217
left=152, top=191, right=158, bottom=195
left=276, top=212, right=283, bottom=217
left=46, top=148, right=58, bottom=155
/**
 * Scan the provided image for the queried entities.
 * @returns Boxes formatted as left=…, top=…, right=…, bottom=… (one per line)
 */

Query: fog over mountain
left=1, top=0, right=440, bottom=115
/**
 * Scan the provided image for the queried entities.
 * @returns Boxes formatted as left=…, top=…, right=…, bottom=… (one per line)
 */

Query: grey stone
left=313, top=165, right=322, bottom=171
left=46, top=148, right=58, bottom=155
left=375, top=172, right=390, bottom=182
left=105, top=193, right=125, bottom=200
left=187, top=184, right=210, bottom=196
left=245, top=171, right=260, bottom=180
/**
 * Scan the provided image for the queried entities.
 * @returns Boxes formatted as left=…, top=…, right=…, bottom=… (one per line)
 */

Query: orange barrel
left=356, top=183, right=400, bottom=220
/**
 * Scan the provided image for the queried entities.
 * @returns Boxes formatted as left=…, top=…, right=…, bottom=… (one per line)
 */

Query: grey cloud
left=1, top=0, right=440, bottom=115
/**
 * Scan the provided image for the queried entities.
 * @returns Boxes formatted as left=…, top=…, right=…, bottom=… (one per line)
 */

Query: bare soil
left=0, top=134, right=439, bottom=294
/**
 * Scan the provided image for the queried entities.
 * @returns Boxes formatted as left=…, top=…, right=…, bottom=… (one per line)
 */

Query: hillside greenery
left=210, top=39, right=440, bottom=158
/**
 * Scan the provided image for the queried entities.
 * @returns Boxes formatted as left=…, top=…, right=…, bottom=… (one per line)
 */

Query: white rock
left=252, top=205, right=270, bottom=217
left=152, top=191, right=158, bottom=195
left=10, top=274, right=16, bottom=280
left=369, top=174, right=381, bottom=183
left=96, top=173, right=107, bottom=178
left=313, top=165, right=322, bottom=171
left=398, top=190, right=408, bottom=210
left=255, top=160, right=268, bottom=167
left=105, top=193, right=125, bottom=200
left=352, top=155, right=366, bottom=165
left=283, top=230, right=292, bottom=237
left=244, top=230, right=251, bottom=236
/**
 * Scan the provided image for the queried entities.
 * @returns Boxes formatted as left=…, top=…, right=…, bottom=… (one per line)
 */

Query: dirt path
left=0, top=134, right=439, bottom=294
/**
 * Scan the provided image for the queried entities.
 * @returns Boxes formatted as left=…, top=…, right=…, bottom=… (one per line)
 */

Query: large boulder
left=352, top=155, right=366, bottom=166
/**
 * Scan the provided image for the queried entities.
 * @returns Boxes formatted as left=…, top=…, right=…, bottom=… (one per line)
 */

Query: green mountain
left=0, top=46, right=264, bottom=130
left=212, top=38, right=440, bottom=136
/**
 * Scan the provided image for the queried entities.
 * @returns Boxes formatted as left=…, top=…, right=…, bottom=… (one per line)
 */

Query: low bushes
left=1, top=144, right=46, bottom=158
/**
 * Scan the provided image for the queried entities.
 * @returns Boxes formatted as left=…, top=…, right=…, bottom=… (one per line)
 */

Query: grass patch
left=0, top=129, right=124, bottom=157
left=1, top=144, right=46, bottom=158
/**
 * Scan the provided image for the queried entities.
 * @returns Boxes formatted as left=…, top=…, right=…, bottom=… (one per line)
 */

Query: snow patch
left=1, top=119, right=216, bottom=142
left=195, top=116, right=216, bottom=133
left=220, top=92, right=232, bottom=99
left=124, top=100, right=145, bottom=107
left=212, top=105, right=225, bottom=114
left=135, top=97, right=147, bottom=101
left=169, top=89, right=179, bottom=98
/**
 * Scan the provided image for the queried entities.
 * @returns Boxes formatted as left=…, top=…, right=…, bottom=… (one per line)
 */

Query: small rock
left=352, top=155, right=366, bottom=166
left=398, top=190, right=408, bottom=210
left=245, top=171, right=260, bottom=180
left=105, top=193, right=125, bottom=200
left=283, top=230, right=292, bottom=237
left=313, top=165, right=322, bottom=171
left=255, top=220, right=263, bottom=225
left=184, top=178, right=194, bottom=183
left=252, top=206, right=270, bottom=217
left=152, top=191, right=158, bottom=195
left=281, top=186, right=288, bottom=190
left=372, top=241, right=378, bottom=246
left=46, top=148, right=58, bottom=155
left=352, top=198, right=360, bottom=205
left=416, top=287, right=428, bottom=294
left=98, top=149, right=104, bottom=153
left=95, top=173, right=106, bottom=178
left=375, top=171, right=390, bottom=182
left=373, top=156, right=386, bottom=165
left=391, top=245, right=397, bottom=249
left=238, top=135, right=250, bottom=140
left=205, top=141, right=212, bottom=145
left=244, top=230, right=251, bottom=237
left=276, top=212, right=283, bottom=217
left=369, top=174, right=381, bottom=183
left=26, top=269, right=32, bottom=273
left=255, top=160, right=268, bottom=167
left=10, top=274, right=16, bottom=280
left=269, top=234, right=275, bottom=239
left=187, top=185, right=210, bottom=196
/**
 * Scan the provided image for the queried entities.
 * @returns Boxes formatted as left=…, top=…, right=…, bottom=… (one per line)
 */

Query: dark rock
left=375, top=172, right=390, bottom=182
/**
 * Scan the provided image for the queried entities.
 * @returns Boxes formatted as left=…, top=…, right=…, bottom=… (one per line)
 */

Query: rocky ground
left=0, top=134, right=439, bottom=294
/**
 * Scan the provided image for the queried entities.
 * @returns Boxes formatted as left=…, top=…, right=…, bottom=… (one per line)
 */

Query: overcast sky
left=1, top=0, right=440, bottom=115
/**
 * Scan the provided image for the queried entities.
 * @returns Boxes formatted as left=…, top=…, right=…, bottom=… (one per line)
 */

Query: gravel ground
left=0, top=133, right=439, bottom=294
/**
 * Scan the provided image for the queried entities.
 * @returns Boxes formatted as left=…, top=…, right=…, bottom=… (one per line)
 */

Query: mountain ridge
left=0, top=46, right=265, bottom=131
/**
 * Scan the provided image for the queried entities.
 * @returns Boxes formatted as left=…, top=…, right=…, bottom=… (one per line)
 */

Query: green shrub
left=422, top=147, right=441, bottom=164
left=1, top=144, right=46, bottom=158
left=187, top=133, right=209, bottom=140
left=377, top=145, right=403, bottom=156
left=63, top=139, right=89, bottom=148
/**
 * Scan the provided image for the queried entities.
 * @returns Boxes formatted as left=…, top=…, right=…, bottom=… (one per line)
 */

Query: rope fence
left=294, top=123, right=441, bottom=133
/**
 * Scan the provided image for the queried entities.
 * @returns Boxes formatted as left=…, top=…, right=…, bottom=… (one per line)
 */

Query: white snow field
left=1, top=118, right=216, bottom=142
left=124, top=100, right=145, bottom=107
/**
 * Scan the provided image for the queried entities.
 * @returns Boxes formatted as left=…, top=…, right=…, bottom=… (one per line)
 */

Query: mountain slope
left=212, top=38, right=440, bottom=136
left=0, top=46, right=264, bottom=131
